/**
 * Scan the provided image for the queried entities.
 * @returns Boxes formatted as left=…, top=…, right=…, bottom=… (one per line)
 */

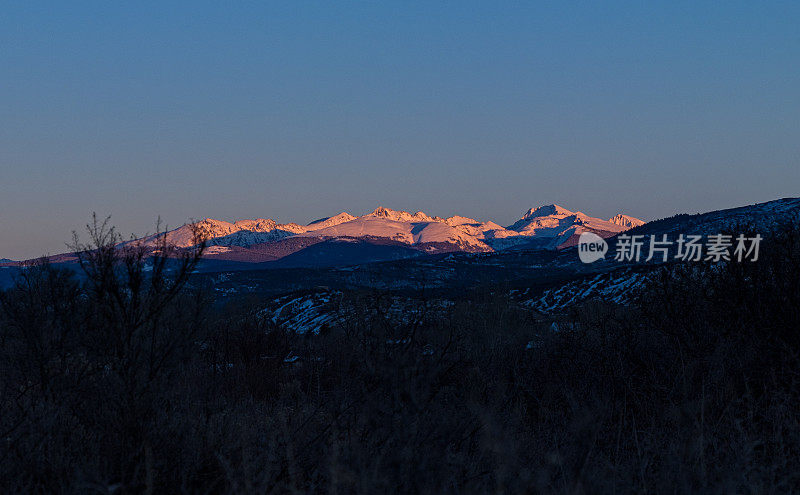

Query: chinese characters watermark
left=578, top=232, right=762, bottom=264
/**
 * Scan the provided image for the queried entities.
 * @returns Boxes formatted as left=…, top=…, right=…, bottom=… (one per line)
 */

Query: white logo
left=578, top=232, right=608, bottom=263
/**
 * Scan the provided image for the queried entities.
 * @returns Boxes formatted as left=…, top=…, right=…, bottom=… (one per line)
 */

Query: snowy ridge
left=258, top=290, right=453, bottom=334
left=513, top=269, right=650, bottom=314
left=259, top=270, right=650, bottom=335
left=260, top=291, right=343, bottom=334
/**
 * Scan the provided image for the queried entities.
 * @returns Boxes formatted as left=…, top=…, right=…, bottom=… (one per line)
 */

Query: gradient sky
left=2, top=1, right=799, bottom=259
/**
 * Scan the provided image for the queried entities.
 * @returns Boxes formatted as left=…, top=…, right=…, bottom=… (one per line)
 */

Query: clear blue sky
left=2, top=1, right=799, bottom=259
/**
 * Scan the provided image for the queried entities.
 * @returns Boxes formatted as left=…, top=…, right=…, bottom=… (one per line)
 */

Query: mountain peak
left=233, top=218, right=277, bottom=230
left=369, top=206, right=400, bottom=217
left=608, top=214, right=645, bottom=229
left=306, top=212, right=356, bottom=229
left=522, top=204, right=574, bottom=219
left=308, top=211, right=353, bottom=225
left=195, top=218, right=235, bottom=229
left=367, top=207, right=435, bottom=222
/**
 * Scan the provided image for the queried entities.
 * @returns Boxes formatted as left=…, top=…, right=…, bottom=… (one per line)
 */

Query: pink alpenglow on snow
left=136, top=204, right=643, bottom=256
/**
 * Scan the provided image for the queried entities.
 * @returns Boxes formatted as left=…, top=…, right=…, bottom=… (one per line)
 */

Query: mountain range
left=137, top=204, right=643, bottom=266
left=2, top=198, right=798, bottom=295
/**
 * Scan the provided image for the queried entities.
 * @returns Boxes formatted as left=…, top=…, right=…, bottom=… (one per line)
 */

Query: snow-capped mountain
left=507, top=204, right=627, bottom=235
left=608, top=214, right=646, bottom=229
left=367, top=207, right=439, bottom=223
left=296, top=208, right=493, bottom=252
left=140, top=204, right=643, bottom=259
left=306, top=212, right=357, bottom=230
left=486, top=204, right=640, bottom=250
left=507, top=204, right=576, bottom=230
left=141, top=218, right=305, bottom=249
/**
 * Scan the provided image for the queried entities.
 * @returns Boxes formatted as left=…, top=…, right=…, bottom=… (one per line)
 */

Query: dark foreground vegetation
left=2, top=220, right=800, bottom=493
